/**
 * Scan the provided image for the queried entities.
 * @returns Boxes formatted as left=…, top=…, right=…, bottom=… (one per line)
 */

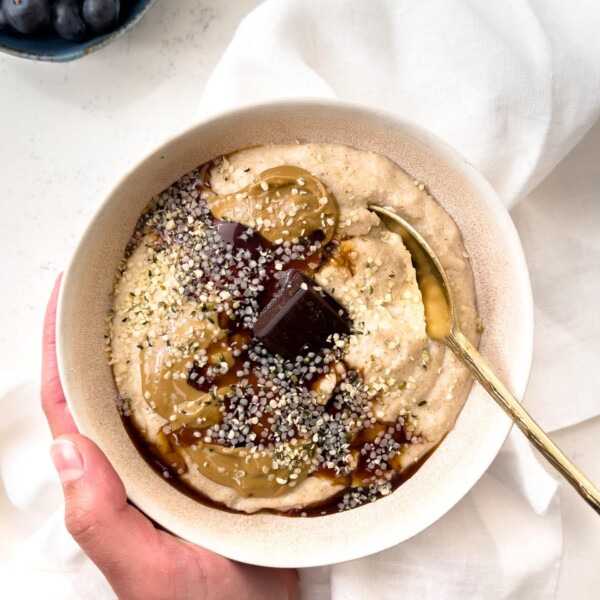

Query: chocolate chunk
left=253, top=270, right=350, bottom=360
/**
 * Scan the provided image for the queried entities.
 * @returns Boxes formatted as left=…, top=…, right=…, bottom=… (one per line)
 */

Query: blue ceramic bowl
left=0, top=0, right=157, bottom=62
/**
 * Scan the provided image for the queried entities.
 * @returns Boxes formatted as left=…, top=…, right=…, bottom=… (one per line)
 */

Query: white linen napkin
left=198, top=0, right=600, bottom=208
left=2, top=1, right=600, bottom=599
left=0, top=380, right=114, bottom=599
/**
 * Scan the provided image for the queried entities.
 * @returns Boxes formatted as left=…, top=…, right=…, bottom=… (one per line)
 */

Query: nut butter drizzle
left=116, top=154, right=426, bottom=515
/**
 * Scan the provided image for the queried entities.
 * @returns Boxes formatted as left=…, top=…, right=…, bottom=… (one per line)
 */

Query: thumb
left=50, top=434, right=179, bottom=596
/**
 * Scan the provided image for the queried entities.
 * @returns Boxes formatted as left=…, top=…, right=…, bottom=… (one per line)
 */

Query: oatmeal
left=108, top=143, right=478, bottom=514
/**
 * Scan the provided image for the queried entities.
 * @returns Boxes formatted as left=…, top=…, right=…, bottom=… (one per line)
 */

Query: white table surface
left=0, top=1, right=598, bottom=598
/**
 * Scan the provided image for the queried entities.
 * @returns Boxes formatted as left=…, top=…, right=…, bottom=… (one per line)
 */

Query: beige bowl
left=57, top=100, right=533, bottom=568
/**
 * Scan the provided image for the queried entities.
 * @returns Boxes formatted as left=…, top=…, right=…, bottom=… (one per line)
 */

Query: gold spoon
left=369, top=204, right=600, bottom=514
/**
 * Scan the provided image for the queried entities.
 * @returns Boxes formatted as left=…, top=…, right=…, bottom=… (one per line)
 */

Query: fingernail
left=51, top=439, right=84, bottom=483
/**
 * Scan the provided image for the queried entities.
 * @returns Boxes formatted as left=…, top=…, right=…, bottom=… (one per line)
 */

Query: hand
left=42, top=276, right=298, bottom=600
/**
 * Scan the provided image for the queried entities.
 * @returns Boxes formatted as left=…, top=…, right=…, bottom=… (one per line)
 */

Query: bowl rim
left=57, top=98, right=534, bottom=567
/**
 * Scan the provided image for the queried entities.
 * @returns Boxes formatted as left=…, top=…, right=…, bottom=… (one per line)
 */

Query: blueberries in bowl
left=1, top=0, right=123, bottom=41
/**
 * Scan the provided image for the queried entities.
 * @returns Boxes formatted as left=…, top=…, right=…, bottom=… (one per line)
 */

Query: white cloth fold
left=198, top=0, right=600, bottom=206
left=3, top=1, right=600, bottom=598
left=510, top=117, right=600, bottom=430
left=0, top=381, right=113, bottom=599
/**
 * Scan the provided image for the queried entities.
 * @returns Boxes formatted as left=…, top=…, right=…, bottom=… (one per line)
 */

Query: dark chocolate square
left=253, top=270, right=349, bottom=360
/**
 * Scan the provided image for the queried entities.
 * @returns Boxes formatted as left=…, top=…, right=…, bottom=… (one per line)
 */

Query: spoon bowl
left=369, top=204, right=600, bottom=515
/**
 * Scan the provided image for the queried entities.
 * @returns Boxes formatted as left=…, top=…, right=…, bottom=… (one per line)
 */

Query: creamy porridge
left=108, top=143, right=479, bottom=515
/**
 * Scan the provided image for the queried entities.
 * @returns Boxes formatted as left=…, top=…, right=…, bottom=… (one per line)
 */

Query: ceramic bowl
left=57, top=100, right=533, bottom=568
left=0, top=0, right=157, bottom=62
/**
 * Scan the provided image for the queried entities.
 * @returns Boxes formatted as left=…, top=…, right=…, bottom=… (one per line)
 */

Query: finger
left=42, top=274, right=77, bottom=438
left=51, top=434, right=297, bottom=600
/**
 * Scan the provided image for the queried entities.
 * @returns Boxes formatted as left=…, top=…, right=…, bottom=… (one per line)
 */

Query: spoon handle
left=446, top=330, right=600, bottom=515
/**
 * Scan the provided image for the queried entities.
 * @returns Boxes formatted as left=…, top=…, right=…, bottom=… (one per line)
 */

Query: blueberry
left=52, top=0, right=87, bottom=42
left=82, top=0, right=120, bottom=34
left=2, top=0, right=50, bottom=34
left=0, top=8, right=12, bottom=32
